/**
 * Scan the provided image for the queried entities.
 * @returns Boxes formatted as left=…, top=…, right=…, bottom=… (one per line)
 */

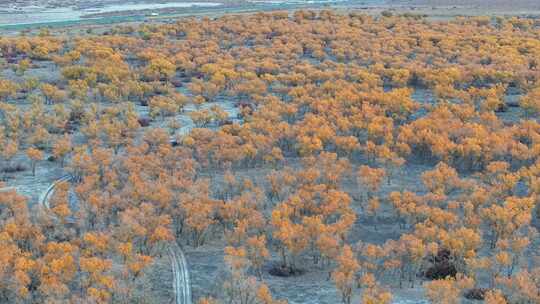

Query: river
left=0, top=2, right=222, bottom=27
left=0, top=0, right=388, bottom=28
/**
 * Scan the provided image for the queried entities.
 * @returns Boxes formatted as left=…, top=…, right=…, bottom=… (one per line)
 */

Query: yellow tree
left=424, top=274, right=474, bottom=304
left=357, top=165, right=386, bottom=201
left=52, top=134, right=72, bottom=167
left=2, top=140, right=18, bottom=171
left=26, top=147, right=43, bottom=176
left=520, top=86, right=540, bottom=117
left=332, top=245, right=359, bottom=304
left=144, top=58, right=176, bottom=81
left=481, top=196, right=535, bottom=248
left=359, top=273, right=393, bottom=304
left=0, top=79, right=18, bottom=101
left=40, top=83, right=66, bottom=104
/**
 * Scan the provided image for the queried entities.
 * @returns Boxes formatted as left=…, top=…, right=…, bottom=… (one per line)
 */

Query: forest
left=0, top=10, right=540, bottom=304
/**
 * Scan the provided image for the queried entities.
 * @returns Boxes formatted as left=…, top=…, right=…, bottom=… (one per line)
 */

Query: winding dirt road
left=39, top=175, right=192, bottom=304
left=39, top=174, right=71, bottom=210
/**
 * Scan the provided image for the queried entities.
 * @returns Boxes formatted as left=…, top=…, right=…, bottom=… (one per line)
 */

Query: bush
left=464, top=288, right=488, bottom=300
left=424, top=249, right=457, bottom=280
left=381, top=10, right=393, bottom=18
left=64, top=121, right=77, bottom=133
left=268, top=264, right=304, bottom=277
left=494, top=102, right=508, bottom=113
left=69, top=110, right=84, bottom=123
left=2, top=164, right=26, bottom=174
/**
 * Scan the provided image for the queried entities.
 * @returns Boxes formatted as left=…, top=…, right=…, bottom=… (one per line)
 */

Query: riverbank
left=2, top=0, right=540, bottom=35
left=0, top=1, right=372, bottom=33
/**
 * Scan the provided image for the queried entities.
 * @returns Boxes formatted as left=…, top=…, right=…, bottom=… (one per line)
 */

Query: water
left=0, top=2, right=222, bottom=26
left=0, top=0, right=390, bottom=28
left=247, top=0, right=352, bottom=3
left=86, top=2, right=222, bottom=14
left=247, top=0, right=385, bottom=4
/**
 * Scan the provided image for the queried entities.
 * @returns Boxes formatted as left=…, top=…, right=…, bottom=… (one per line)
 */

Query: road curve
left=39, top=175, right=72, bottom=210
left=40, top=175, right=192, bottom=304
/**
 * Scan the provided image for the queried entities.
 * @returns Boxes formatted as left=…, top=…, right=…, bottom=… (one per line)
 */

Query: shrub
left=424, top=249, right=457, bottom=280
left=464, top=288, right=488, bottom=300
left=268, top=264, right=304, bottom=277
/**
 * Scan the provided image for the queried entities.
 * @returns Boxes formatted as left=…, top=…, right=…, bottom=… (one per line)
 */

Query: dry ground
left=394, top=0, right=540, bottom=10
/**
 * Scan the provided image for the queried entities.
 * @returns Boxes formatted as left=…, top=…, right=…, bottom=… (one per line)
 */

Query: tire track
left=40, top=175, right=192, bottom=304
left=169, top=243, right=192, bottom=304
left=39, top=174, right=72, bottom=211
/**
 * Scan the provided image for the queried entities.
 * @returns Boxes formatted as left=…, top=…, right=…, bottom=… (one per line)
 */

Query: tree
left=271, top=208, right=308, bottom=271
left=222, top=246, right=285, bottom=304
left=40, top=83, right=66, bottom=104
left=2, top=140, right=18, bottom=171
left=15, top=59, right=31, bottom=75
left=388, top=190, right=422, bottom=229
left=246, top=235, right=270, bottom=279
left=182, top=193, right=217, bottom=247
left=359, top=274, right=393, bottom=304
left=148, top=93, right=187, bottom=120
left=520, top=86, right=540, bottom=117
left=38, top=242, right=78, bottom=302
left=421, top=162, right=462, bottom=196
left=496, top=268, right=540, bottom=303
left=198, top=297, right=218, bottom=304
left=189, top=109, right=214, bottom=127
left=357, top=165, right=385, bottom=201
left=79, top=257, right=115, bottom=303
left=52, top=134, right=72, bottom=167
left=26, top=147, right=43, bottom=176
left=114, top=242, right=153, bottom=302
left=332, top=245, right=359, bottom=304
left=144, top=58, right=176, bottom=81
left=118, top=204, right=174, bottom=255
left=366, top=198, right=381, bottom=230
left=28, top=125, right=51, bottom=149
left=0, top=79, right=18, bottom=101
left=481, top=196, right=535, bottom=248
left=424, top=274, right=474, bottom=304
left=385, top=234, right=426, bottom=288
left=68, top=79, right=90, bottom=99
left=484, top=290, right=507, bottom=304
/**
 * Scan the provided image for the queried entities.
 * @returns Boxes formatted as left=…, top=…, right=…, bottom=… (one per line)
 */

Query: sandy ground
left=385, top=0, right=540, bottom=18
left=394, top=0, right=540, bottom=10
